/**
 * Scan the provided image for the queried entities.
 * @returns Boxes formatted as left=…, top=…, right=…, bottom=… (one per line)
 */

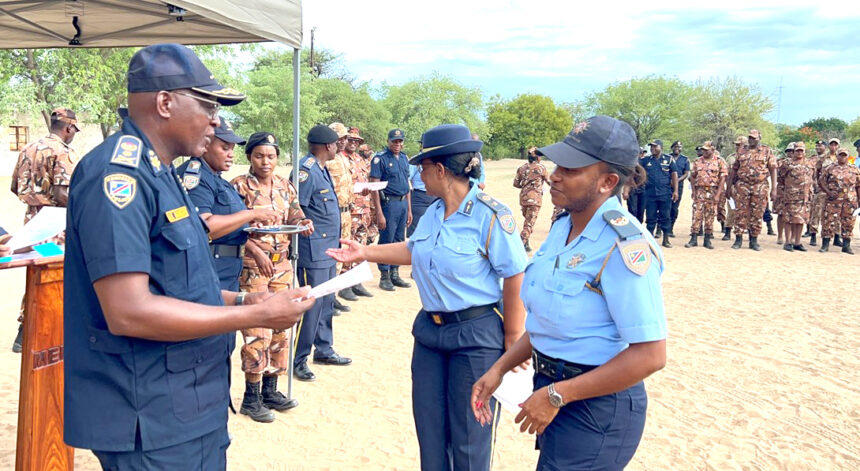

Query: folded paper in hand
left=492, top=365, right=535, bottom=414
left=300, top=261, right=373, bottom=300
left=353, top=181, right=388, bottom=193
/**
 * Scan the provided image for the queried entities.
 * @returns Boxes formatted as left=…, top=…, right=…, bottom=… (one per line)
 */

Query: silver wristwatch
left=235, top=292, right=247, bottom=306
left=547, top=383, right=565, bottom=408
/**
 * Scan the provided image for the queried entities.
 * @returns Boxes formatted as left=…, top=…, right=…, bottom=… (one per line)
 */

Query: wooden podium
left=1, top=255, right=74, bottom=471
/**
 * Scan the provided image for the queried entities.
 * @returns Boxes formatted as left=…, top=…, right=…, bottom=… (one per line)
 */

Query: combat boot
left=809, top=233, right=817, bottom=246
left=379, top=271, right=395, bottom=291
left=661, top=234, right=671, bottom=248
left=731, top=234, right=743, bottom=249
left=390, top=267, right=412, bottom=288
left=261, top=375, right=298, bottom=412
left=337, top=287, right=358, bottom=302
left=842, top=238, right=854, bottom=255
left=766, top=221, right=775, bottom=235
left=684, top=234, right=698, bottom=248
left=240, top=381, right=275, bottom=423
left=703, top=234, right=714, bottom=250
left=12, top=324, right=23, bottom=353
left=352, top=283, right=373, bottom=297
left=819, top=238, right=830, bottom=252
left=783, top=243, right=794, bottom=252
left=834, top=234, right=843, bottom=247
left=749, top=237, right=761, bottom=251
left=722, top=227, right=732, bottom=241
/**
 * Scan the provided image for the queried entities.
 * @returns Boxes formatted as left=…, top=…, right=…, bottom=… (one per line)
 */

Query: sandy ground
left=0, top=158, right=858, bottom=470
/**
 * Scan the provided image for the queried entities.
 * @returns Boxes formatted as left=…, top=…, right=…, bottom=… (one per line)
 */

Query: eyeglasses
left=172, top=91, right=220, bottom=119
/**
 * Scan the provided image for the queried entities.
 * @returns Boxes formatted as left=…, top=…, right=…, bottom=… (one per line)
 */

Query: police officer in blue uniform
left=292, top=125, right=353, bottom=383
left=370, top=129, right=413, bottom=291
left=669, top=141, right=690, bottom=237
left=407, top=135, right=438, bottom=237
left=642, top=139, right=678, bottom=247
left=472, top=116, right=668, bottom=471
left=62, top=43, right=314, bottom=469
left=328, top=124, right=528, bottom=471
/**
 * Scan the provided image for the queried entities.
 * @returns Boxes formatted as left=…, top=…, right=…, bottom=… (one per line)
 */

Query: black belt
left=339, top=206, right=350, bottom=213
left=383, top=193, right=408, bottom=201
left=425, top=303, right=497, bottom=326
left=210, top=244, right=244, bottom=259
left=532, top=349, right=597, bottom=381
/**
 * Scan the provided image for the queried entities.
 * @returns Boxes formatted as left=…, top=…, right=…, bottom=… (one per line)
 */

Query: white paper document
left=854, top=207, right=860, bottom=217
left=353, top=181, right=388, bottom=193
left=6, top=207, right=66, bottom=251
left=303, top=261, right=373, bottom=300
left=492, top=365, right=535, bottom=414
left=727, top=198, right=736, bottom=210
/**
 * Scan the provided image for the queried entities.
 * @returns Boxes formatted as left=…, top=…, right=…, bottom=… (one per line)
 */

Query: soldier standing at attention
left=513, top=146, right=550, bottom=251
left=9, top=107, right=79, bottom=352
left=774, top=143, right=794, bottom=245
left=685, top=141, right=727, bottom=249
left=806, top=140, right=829, bottom=244
left=778, top=142, right=814, bottom=252
left=718, top=138, right=746, bottom=238
left=358, top=143, right=380, bottom=244
left=342, top=127, right=374, bottom=298
left=727, top=129, right=776, bottom=251
left=641, top=139, right=678, bottom=248
left=818, top=147, right=860, bottom=254
left=327, top=123, right=357, bottom=311
left=668, top=141, right=690, bottom=238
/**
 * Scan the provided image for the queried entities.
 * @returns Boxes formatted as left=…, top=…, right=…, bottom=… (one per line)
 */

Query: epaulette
left=476, top=192, right=516, bottom=234
left=109, top=135, right=142, bottom=169
left=603, top=209, right=659, bottom=276
left=302, top=157, right=316, bottom=169
left=603, top=210, right=641, bottom=241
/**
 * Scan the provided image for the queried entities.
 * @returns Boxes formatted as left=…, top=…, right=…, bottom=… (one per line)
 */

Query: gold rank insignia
left=568, top=253, right=586, bottom=269
left=165, top=206, right=189, bottom=223
left=103, top=173, right=137, bottom=209
left=619, top=239, right=651, bottom=276
left=149, top=152, right=162, bottom=172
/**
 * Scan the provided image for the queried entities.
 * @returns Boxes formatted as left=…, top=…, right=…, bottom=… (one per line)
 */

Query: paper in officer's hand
left=298, top=261, right=373, bottom=301
left=353, top=181, right=388, bottom=193
left=6, top=207, right=66, bottom=250
left=492, top=365, right=535, bottom=414
left=727, top=198, right=736, bottom=210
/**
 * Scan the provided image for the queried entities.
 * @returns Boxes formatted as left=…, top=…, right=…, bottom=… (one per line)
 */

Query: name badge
left=165, top=206, right=189, bottom=223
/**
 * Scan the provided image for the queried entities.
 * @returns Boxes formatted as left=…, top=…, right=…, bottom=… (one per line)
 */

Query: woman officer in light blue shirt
left=472, top=116, right=667, bottom=471
left=328, top=124, right=528, bottom=471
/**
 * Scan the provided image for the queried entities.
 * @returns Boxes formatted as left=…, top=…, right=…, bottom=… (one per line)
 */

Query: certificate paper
left=353, top=181, right=388, bottom=193
left=299, top=261, right=373, bottom=300
left=492, top=365, right=535, bottom=414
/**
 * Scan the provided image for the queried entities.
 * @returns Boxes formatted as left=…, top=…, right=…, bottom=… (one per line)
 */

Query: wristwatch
left=235, top=292, right=247, bottom=306
left=547, top=383, right=565, bottom=408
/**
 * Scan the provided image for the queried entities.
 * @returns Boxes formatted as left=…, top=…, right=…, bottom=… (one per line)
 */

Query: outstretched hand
left=326, top=239, right=368, bottom=264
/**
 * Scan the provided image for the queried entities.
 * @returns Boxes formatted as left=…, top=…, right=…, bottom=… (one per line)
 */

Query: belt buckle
left=431, top=314, right=442, bottom=325
left=239, top=245, right=246, bottom=258
left=271, top=252, right=281, bottom=262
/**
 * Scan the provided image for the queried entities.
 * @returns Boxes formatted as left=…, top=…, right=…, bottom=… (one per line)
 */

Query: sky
left=301, top=0, right=860, bottom=126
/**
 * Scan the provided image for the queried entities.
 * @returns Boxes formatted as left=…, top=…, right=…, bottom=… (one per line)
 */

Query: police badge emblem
left=619, top=240, right=651, bottom=276
left=498, top=213, right=516, bottom=234
left=299, top=170, right=309, bottom=183
left=103, top=173, right=137, bottom=209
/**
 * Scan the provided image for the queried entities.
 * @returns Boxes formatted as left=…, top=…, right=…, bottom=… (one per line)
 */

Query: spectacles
left=172, top=91, right=220, bottom=119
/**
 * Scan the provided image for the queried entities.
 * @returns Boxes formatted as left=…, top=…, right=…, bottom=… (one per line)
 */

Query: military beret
left=308, top=124, right=339, bottom=144
left=245, top=132, right=279, bottom=155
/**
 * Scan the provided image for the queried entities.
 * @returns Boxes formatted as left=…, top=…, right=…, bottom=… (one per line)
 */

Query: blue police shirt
left=63, top=118, right=229, bottom=452
left=297, top=154, right=340, bottom=269
left=522, top=197, right=667, bottom=365
left=673, top=154, right=690, bottom=180
left=409, top=164, right=427, bottom=191
left=642, top=153, right=678, bottom=198
left=177, top=157, right=248, bottom=247
left=370, top=148, right=410, bottom=196
left=407, top=185, right=527, bottom=312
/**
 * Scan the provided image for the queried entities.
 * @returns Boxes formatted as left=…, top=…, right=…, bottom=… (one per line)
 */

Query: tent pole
left=287, top=46, right=300, bottom=403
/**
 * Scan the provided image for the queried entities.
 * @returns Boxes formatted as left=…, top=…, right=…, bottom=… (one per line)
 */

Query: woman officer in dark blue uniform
left=472, top=116, right=668, bottom=471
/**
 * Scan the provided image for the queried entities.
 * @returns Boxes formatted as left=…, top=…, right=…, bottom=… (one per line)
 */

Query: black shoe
left=749, top=237, right=761, bottom=251
left=661, top=234, right=672, bottom=248
left=655, top=228, right=662, bottom=237
left=240, top=381, right=275, bottom=423
left=390, top=268, right=412, bottom=288
left=338, top=287, right=359, bottom=301
left=333, top=298, right=351, bottom=312
left=667, top=229, right=675, bottom=238
left=379, top=271, right=395, bottom=291
left=684, top=234, right=698, bottom=248
left=819, top=238, right=830, bottom=252
left=722, top=228, right=732, bottom=241
left=793, top=244, right=807, bottom=252
left=809, top=233, right=817, bottom=246
left=12, top=324, right=23, bottom=353
left=352, top=283, right=373, bottom=297
left=293, top=362, right=316, bottom=381
left=834, top=234, right=843, bottom=247
left=842, top=238, right=854, bottom=255
left=261, top=376, right=298, bottom=412
left=766, top=221, right=775, bottom=235
left=313, top=352, right=352, bottom=366
left=731, top=235, right=743, bottom=249
left=524, top=241, right=532, bottom=252
left=703, top=234, right=714, bottom=250
left=783, top=243, right=794, bottom=252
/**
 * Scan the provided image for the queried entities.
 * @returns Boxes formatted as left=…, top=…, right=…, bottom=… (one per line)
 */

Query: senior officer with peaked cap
left=62, top=43, right=314, bottom=469
left=329, top=124, right=528, bottom=471
left=472, top=116, right=668, bottom=470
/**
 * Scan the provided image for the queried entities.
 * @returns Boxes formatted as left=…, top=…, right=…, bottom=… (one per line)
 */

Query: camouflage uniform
left=690, top=153, right=727, bottom=235
left=11, top=133, right=77, bottom=223
left=327, top=152, right=354, bottom=274
left=809, top=153, right=837, bottom=234
left=231, top=173, right=305, bottom=376
left=732, top=145, right=776, bottom=237
left=358, top=145, right=380, bottom=243
left=551, top=205, right=565, bottom=222
left=345, top=149, right=373, bottom=271
left=778, top=158, right=814, bottom=224
left=820, top=162, right=860, bottom=238
left=512, top=160, right=549, bottom=245
left=772, top=158, right=787, bottom=215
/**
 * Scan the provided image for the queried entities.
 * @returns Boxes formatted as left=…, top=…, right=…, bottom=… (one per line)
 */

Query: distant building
left=1, top=113, right=104, bottom=176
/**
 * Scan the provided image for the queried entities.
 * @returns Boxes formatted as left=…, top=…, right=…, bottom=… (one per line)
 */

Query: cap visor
left=538, top=141, right=600, bottom=169
left=215, top=133, right=246, bottom=145
left=192, top=83, right=246, bottom=106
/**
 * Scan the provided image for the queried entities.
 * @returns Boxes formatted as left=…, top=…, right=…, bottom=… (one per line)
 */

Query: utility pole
left=309, top=27, right=316, bottom=76
left=776, top=77, right=784, bottom=123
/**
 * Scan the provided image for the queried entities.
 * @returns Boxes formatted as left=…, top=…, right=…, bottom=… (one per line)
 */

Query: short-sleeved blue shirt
left=297, top=154, right=340, bottom=269
left=642, top=153, right=678, bottom=198
left=673, top=154, right=690, bottom=180
left=409, top=164, right=427, bottom=191
left=370, top=148, right=410, bottom=196
left=177, top=157, right=248, bottom=247
left=63, top=118, right=229, bottom=452
left=407, top=184, right=527, bottom=312
left=523, top=197, right=667, bottom=365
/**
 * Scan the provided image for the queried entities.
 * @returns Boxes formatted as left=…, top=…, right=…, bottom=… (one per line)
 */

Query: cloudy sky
left=302, top=1, right=860, bottom=126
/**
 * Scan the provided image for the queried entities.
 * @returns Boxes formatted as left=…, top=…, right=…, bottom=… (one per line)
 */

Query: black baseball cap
left=671, top=141, right=682, bottom=147
left=388, top=128, right=405, bottom=141
left=648, top=139, right=664, bottom=147
left=214, top=117, right=246, bottom=145
left=127, top=43, right=245, bottom=106
left=246, top=132, right=279, bottom=155
left=307, top=125, right=339, bottom=145
left=538, top=116, right=639, bottom=169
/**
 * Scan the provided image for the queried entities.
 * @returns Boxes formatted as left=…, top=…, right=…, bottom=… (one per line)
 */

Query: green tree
left=486, top=93, right=570, bottom=159
left=312, top=78, right=391, bottom=150
left=845, top=117, right=860, bottom=146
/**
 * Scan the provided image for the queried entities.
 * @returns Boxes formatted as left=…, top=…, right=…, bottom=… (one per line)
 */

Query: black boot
left=333, top=297, right=350, bottom=313
left=661, top=233, right=672, bottom=248
left=809, top=233, right=817, bottom=246
left=842, top=237, right=854, bottom=255
left=722, top=227, right=732, bottom=241
left=834, top=234, right=843, bottom=247
left=524, top=241, right=531, bottom=252
left=793, top=244, right=807, bottom=252
left=731, top=234, right=743, bottom=249
left=819, top=238, right=830, bottom=252
left=783, top=243, right=794, bottom=252
left=262, top=375, right=298, bottom=411
left=719, top=220, right=725, bottom=232
left=240, top=381, right=275, bottom=423
left=352, top=283, right=373, bottom=297
left=338, top=287, right=358, bottom=301
left=684, top=234, right=698, bottom=248
left=667, top=225, right=675, bottom=238
left=802, top=227, right=810, bottom=237
left=655, top=227, right=662, bottom=237
left=703, top=233, right=714, bottom=249
left=12, top=324, right=23, bottom=353
left=749, top=236, right=761, bottom=251
left=390, top=267, right=412, bottom=288
left=379, top=271, right=395, bottom=291
left=766, top=221, right=775, bottom=235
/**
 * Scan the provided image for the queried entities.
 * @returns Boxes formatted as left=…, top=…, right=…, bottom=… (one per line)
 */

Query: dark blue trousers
left=411, top=309, right=504, bottom=471
left=294, top=265, right=336, bottom=365
left=670, top=185, right=684, bottom=229
left=644, top=196, right=672, bottom=233
left=379, top=197, right=408, bottom=272
left=93, top=425, right=229, bottom=470
left=407, top=190, right=437, bottom=237
left=627, top=191, right=645, bottom=223
left=534, top=374, right=647, bottom=471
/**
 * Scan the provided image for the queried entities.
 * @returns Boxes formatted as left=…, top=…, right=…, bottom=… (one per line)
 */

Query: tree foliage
left=486, top=94, right=570, bottom=159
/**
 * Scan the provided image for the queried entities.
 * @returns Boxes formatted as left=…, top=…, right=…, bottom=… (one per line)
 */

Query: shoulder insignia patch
left=110, top=135, right=142, bottom=169
left=372, top=157, right=380, bottom=164
left=298, top=170, right=309, bottom=183
left=188, top=160, right=201, bottom=172
left=302, top=157, right=316, bottom=169
left=103, top=173, right=137, bottom=209
left=183, top=175, right=200, bottom=190
left=498, top=213, right=516, bottom=234
left=603, top=209, right=641, bottom=240
left=619, top=239, right=651, bottom=276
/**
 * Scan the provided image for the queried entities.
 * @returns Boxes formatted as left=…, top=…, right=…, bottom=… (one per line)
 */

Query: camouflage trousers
left=822, top=200, right=858, bottom=238
left=346, top=210, right=372, bottom=272
left=733, top=182, right=769, bottom=237
left=520, top=204, right=540, bottom=245
left=337, top=207, right=352, bottom=275
left=783, top=201, right=810, bottom=225
left=239, top=259, right=293, bottom=376
left=809, top=192, right=826, bottom=234
left=690, top=188, right=718, bottom=235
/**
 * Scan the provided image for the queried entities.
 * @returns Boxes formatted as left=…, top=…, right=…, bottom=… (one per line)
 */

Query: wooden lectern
left=1, top=255, right=74, bottom=471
